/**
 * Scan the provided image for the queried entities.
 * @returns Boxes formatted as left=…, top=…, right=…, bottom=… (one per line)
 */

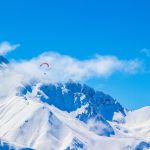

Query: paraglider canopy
left=40, top=62, right=50, bottom=68
left=40, top=62, right=52, bottom=75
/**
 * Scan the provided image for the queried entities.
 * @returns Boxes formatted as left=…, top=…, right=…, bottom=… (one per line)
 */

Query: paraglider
left=40, top=62, right=52, bottom=75
left=40, top=62, right=50, bottom=68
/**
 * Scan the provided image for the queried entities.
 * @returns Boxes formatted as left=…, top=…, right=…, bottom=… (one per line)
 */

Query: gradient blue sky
left=0, top=0, right=150, bottom=109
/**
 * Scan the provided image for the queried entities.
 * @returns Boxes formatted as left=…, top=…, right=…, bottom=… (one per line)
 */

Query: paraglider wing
left=40, top=62, right=52, bottom=75
left=40, top=62, right=50, bottom=68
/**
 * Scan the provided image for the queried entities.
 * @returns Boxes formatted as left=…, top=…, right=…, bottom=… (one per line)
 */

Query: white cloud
left=0, top=52, right=142, bottom=98
left=11, top=52, right=142, bottom=82
left=0, top=41, right=20, bottom=55
left=37, top=52, right=142, bottom=79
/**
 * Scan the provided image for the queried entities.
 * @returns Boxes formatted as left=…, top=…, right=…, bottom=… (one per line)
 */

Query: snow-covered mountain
left=0, top=57, right=149, bottom=150
left=17, top=81, right=127, bottom=137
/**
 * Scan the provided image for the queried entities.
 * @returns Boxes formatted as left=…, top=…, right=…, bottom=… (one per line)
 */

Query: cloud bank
left=10, top=52, right=142, bottom=82
left=0, top=41, right=20, bottom=55
left=0, top=51, right=142, bottom=98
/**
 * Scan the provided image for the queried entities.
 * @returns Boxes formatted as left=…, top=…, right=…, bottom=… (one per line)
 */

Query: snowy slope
left=125, top=107, right=150, bottom=141
left=0, top=94, right=149, bottom=150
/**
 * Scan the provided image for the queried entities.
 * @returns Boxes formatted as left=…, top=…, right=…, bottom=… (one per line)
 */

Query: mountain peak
left=16, top=81, right=127, bottom=137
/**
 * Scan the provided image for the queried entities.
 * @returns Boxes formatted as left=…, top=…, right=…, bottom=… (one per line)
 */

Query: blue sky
left=0, top=0, right=150, bottom=109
